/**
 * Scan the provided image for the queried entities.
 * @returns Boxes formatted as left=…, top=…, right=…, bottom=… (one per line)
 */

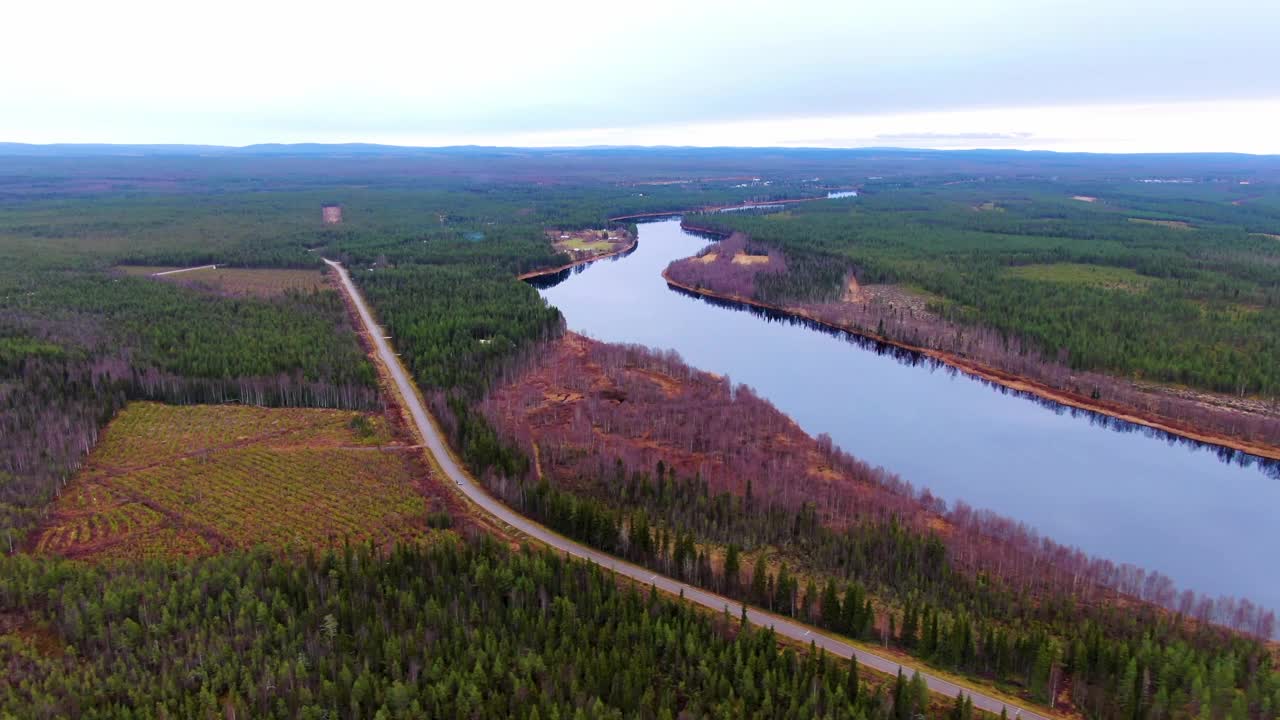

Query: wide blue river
left=532, top=217, right=1279, bottom=613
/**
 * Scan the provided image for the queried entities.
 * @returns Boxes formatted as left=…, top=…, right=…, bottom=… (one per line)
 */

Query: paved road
left=325, top=258, right=1050, bottom=720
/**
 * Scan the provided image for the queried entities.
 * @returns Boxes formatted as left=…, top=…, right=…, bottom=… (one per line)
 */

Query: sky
left=4, top=0, right=1279, bottom=153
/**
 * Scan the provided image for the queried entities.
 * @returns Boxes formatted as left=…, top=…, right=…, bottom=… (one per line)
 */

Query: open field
left=116, top=264, right=329, bottom=296
left=547, top=228, right=633, bottom=259
left=1128, top=217, right=1195, bottom=230
left=34, top=402, right=440, bottom=559
left=1006, top=262, right=1152, bottom=291
left=560, top=238, right=612, bottom=252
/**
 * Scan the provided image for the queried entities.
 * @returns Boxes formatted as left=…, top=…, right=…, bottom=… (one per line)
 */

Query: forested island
left=2, top=147, right=1278, bottom=719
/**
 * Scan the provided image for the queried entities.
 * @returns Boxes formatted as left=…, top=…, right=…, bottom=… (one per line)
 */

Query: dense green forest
left=486, top=462, right=1280, bottom=719
left=0, top=182, right=818, bottom=272
left=358, top=266, right=563, bottom=398
left=10, top=274, right=374, bottom=388
left=0, top=163, right=827, bottom=552
left=6, top=153, right=1280, bottom=719
left=686, top=182, right=1280, bottom=397
left=1, top=165, right=805, bottom=551
left=1, top=537, right=952, bottom=719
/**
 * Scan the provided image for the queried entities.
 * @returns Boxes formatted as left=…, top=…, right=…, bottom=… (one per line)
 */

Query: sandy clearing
left=842, top=275, right=866, bottom=303
left=731, top=252, right=771, bottom=266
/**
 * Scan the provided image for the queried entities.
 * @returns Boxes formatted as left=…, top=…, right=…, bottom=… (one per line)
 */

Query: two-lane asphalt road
left=324, top=258, right=1050, bottom=720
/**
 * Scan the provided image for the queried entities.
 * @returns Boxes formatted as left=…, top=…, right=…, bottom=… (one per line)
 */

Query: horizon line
left=2, top=141, right=1279, bottom=159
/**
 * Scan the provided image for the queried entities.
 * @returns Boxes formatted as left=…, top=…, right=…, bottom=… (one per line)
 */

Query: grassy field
left=546, top=229, right=632, bottom=259
left=1006, top=262, right=1153, bottom=291
left=1128, top=217, right=1195, bottom=230
left=116, top=265, right=329, bottom=296
left=561, top=238, right=614, bottom=252
left=35, top=402, right=437, bottom=558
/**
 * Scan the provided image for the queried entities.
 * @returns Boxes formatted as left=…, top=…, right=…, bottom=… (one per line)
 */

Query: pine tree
left=845, top=658, right=859, bottom=705
left=910, top=670, right=928, bottom=715
left=801, top=579, right=817, bottom=622
left=751, top=554, right=770, bottom=607
left=892, top=669, right=908, bottom=720
left=821, top=580, right=842, bottom=632
left=900, top=601, right=918, bottom=649
left=724, top=543, right=741, bottom=592
left=775, top=563, right=793, bottom=616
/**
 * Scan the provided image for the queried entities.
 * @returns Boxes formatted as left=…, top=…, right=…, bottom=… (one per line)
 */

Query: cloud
left=1, top=0, right=1278, bottom=148
left=873, top=132, right=1035, bottom=142
left=417, top=100, right=1280, bottom=154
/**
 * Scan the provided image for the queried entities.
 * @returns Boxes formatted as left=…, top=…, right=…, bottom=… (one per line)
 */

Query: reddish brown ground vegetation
left=484, top=333, right=1276, bottom=637
left=664, top=232, right=786, bottom=298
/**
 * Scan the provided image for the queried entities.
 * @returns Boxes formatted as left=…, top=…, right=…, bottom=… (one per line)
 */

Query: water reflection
left=665, top=282, right=1280, bottom=480
left=530, top=217, right=1280, bottom=610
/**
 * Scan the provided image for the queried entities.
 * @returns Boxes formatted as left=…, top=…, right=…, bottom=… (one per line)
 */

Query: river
left=531, top=217, right=1279, bottom=614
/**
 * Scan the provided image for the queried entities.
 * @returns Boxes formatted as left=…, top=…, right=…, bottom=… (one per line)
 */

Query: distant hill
left=2, top=143, right=1278, bottom=190
left=2, top=141, right=1276, bottom=161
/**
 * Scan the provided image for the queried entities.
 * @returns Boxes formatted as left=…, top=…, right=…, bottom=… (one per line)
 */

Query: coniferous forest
left=674, top=182, right=1280, bottom=447
left=1, top=539, right=904, bottom=719
left=3, top=149, right=1280, bottom=719
left=683, top=183, right=1280, bottom=397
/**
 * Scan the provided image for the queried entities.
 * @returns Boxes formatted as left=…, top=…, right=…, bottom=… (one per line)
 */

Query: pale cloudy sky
left=3, top=0, right=1278, bottom=152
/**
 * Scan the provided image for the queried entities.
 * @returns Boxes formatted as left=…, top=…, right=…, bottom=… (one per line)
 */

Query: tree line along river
left=531, top=217, right=1280, bottom=616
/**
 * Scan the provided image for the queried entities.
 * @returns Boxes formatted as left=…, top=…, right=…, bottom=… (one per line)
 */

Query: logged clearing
left=117, top=265, right=328, bottom=297
left=1007, top=262, right=1151, bottom=292
left=1128, top=217, right=1194, bottom=230
left=835, top=276, right=935, bottom=316
left=1072, top=195, right=1098, bottom=203
left=36, top=402, right=438, bottom=559
left=972, top=201, right=1003, bottom=211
